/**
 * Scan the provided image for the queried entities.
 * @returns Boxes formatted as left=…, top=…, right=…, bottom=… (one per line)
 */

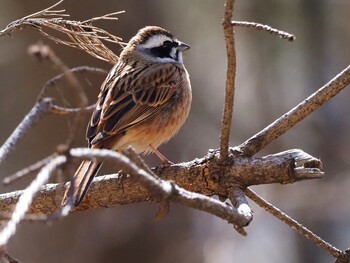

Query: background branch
left=220, top=0, right=236, bottom=162
left=232, top=21, right=295, bottom=41
left=0, top=98, right=53, bottom=163
left=239, top=64, right=350, bottom=156
left=245, top=188, right=344, bottom=260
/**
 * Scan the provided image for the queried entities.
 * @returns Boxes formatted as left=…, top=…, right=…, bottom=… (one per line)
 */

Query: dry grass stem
left=0, top=0, right=124, bottom=64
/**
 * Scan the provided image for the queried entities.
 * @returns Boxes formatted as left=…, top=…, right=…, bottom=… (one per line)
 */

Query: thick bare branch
left=133, top=164, right=250, bottom=227
left=0, top=148, right=322, bottom=215
left=239, top=64, right=350, bottom=156
left=220, top=0, right=237, bottom=162
left=66, top=148, right=251, bottom=227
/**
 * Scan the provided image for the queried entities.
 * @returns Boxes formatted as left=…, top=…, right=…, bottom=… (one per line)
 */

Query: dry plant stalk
left=0, top=0, right=124, bottom=64
left=0, top=0, right=350, bottom=262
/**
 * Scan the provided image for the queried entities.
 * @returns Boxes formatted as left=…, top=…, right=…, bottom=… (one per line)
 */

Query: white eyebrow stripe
left=139, top=35, right=174, bottom=49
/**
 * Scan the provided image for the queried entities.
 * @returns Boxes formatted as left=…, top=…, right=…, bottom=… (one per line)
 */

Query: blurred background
left=0, top=0, right=349, bottom=262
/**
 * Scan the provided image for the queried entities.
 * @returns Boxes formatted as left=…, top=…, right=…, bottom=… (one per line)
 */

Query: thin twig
left=232, top=21, right=295, bottom=41
left=29, top=44, right=89, bottom=148
left=220, top=0, right=237, bottom=162
left=0, top=156, right=66, bottom=246
left=124, top=147, right=171, bottom=219
left=21, top=0, right=65, bottom=21
left=0, top=98, right=53, bottom=164
left=0, top=253, right=20, bottom=263
left=3, top=155, right=54, bottom=185
left=0, top=212, right=47, bottom=222
left=82, top=11, right=125, bottom=23
left=239, top=64, right=350, bottom=156
left=245, top=188, right=344, bottom=259
left=38, top=66, right=107, bottom=100
left=32, top=44, right=89, bottom=107
left=124, top=147, right=158, bottom=178
left=48, top=104, right=95, bottom=115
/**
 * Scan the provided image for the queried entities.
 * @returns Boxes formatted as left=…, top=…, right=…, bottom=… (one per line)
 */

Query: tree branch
left=0, top=156, right=66, bottom=247
left=232, top=21, right=295, bottom=41
left=220, top=0, right=236, bottom=162
left=0, top=148, right=322, bottom=215
left=245, top=188, right=345, bottom=260
left=0, top=98, right=53, bottom=163
left=239, top=64, right=350, bottom=156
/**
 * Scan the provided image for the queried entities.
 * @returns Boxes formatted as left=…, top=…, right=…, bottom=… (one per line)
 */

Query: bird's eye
left=163, top=40, right=173, bottom=47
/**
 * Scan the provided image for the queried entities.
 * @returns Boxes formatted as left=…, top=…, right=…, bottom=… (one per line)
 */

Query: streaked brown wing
left=87, top=62, right=180, bottom=147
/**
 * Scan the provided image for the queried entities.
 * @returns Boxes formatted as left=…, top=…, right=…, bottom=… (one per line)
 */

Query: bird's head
left=123, top=26, right=190, bottom=64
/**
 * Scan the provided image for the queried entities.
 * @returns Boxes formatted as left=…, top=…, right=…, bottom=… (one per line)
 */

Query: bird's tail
left=62, top=160, right=102, bottom=207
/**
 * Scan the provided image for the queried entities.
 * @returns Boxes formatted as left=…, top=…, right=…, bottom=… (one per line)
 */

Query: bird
left=63, top=26, right=192, bottom=207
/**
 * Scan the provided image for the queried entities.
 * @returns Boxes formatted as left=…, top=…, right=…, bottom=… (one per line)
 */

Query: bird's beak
left=178, top=41, right=190, bottom=51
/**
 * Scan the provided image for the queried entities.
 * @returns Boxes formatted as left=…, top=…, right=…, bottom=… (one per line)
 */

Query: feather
left=87, top=62, right=181, bottom=147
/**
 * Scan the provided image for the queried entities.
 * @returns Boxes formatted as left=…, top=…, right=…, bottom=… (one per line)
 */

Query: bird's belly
left=113, top=87, right=191, bottom=154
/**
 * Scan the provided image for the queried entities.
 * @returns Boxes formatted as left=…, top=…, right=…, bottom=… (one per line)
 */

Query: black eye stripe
left=150, top=46, right=173, bottom=59
left=163, top=40, right=178, bottom=48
